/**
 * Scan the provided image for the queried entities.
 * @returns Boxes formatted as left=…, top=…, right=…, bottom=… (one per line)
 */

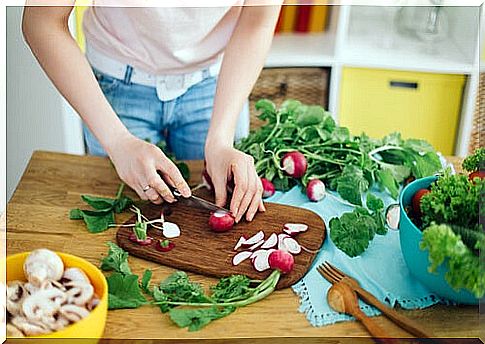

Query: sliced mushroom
left=60, top=304, right=90, bottom=323
left=62, top=267, right=90, bottom=285
left=6, top=323, right=25, bottom=337
left=6, top=281, right=27, bottom=317
left=65, top=281, right=94, bottom=306
left=11, top=316, right=51, bottom=336
left=42, top=311, right=70, bottom=332
left=22, top=288, right=66, bottom=321
left=24, top=249, right=64, bottom=287
left=86, top=294, right=100, bottom=311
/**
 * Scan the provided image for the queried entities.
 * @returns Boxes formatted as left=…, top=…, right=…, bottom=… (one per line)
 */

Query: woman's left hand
left=205, top=145, right=265, bottom=222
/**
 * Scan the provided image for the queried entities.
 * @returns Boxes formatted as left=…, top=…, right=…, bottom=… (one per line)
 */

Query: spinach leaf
left=169, top=306, right=236, bottom=332
left=70, top=208, right=115, bottom=233
left=81, top=195, right=116, bottom=210
left=107, top=273, right=148, bottom=309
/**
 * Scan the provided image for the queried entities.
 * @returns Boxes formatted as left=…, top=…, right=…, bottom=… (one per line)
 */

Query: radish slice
left=261, top=233, right=278, bottom=249
left=234, top=236, right=247, bottom=251
left=247, top=240, right=265, bottom=251
left=163, top=222, right=180, bottom=238
left=232, top=251, right=252, bottom=266
left=250, top=249, right=268, bottom=261
left=283, top=223, right=308, bottom=236
left=252, top=249, right=275, bottom=272
left=283, top=237, right=301, bottom=255
left=243, top=231, right=265, bottom=246
left=277, top=233, right=291, bottom=251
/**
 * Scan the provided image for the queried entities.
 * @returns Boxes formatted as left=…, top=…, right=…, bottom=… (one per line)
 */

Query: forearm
left=22, top=6, right=130, bottom=155
left=205, top=5, right=281, bottom=149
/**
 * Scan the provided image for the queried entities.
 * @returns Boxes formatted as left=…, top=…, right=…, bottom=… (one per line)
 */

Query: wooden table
left=5, top=151, right=483, bottom=342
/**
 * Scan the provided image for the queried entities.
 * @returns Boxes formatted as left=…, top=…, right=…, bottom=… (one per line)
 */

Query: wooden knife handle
left=354, top=285, right=434, bottom=339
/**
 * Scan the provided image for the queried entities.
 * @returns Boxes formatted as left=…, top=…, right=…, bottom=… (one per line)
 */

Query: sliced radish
left=277, top=233, right=291, bottom=251
left=129, top=233, right=153, bottom=246
left=162, top=222, right=180, bottom=238
left=247, top=240, right=265, bottom=251
left=232, top=251, right=252, bottom=266
left=243, top=231, right=265, bottom=246
left=250, top=249, right=268, bottom=261
left=233, top=236, right=247, bottom=251
left=283, top=237, right=301, bottom=255
left=283, top=223, right=308, bottom=236
left=252, top=249, right=275, bottom=272
left=261, top=233, right=278, bottom=249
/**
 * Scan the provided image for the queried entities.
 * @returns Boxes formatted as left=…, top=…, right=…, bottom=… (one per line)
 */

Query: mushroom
left=6, top=323, right=25, bottom=337
left=86, top=294, right=100, bottom=311
left=6, top=281, right=27, bottom=317
left=22, top=288, right=66, bottom=321
left=24, top=249, right=64, bottom=287
left=42, top=311, right=70, bottom=332
left=11, top=316, right=51, bottom=336
left=62, top=267, right=90, bottom=285
left=65, top=281, right=94, bottom=306
left=0, top=282, right=6, bottom=324
left=60, top=304, right=90, bottom=323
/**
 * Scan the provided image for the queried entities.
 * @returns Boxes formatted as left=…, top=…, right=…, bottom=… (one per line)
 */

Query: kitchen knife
left=172, top=189, right=230, bottom=213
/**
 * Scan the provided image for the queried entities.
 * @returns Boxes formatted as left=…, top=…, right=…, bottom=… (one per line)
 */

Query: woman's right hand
left=107, top=133, right=191, bottom=204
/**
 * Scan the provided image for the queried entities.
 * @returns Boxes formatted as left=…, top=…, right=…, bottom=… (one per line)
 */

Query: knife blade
left=172, top=189, right=230, bottom=213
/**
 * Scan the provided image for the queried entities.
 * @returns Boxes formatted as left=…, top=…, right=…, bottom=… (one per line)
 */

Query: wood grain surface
left=116, top=195, right=326, bottom=289
left=5, top=151, right=483, bottom=341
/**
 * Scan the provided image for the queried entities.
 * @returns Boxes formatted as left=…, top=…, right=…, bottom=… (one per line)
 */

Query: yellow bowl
left=6, top=251, right=108, bottom=339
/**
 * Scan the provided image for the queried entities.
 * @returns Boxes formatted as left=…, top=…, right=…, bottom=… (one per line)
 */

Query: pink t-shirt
left=83, top=4, right=243, bottom=75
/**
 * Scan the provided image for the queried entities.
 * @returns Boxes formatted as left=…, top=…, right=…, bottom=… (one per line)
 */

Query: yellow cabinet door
left=338, top=67, right=466, bottom=155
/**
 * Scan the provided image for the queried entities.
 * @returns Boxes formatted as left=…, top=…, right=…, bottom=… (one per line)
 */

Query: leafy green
left=334, top=166, right=369, bottom=205
left=462, top=147, right=485, bottom=172
left=210, top=275, right=252, bottom=302
left=169, top=306, right=236, bottom=332
left=330, top=211, right=376, bottom=257
left=100, top=242, right=132, bottom=275
left=107, top=273, right=148, bottom=309
left=420, top=224, right=485, bottom=298
left=376, top=169, right=399, bottom=199
left=141, top=269, right=153, bottom=294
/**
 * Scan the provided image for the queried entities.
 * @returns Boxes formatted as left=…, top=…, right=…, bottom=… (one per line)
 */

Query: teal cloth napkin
left=266, top=186, right=445, bottom=326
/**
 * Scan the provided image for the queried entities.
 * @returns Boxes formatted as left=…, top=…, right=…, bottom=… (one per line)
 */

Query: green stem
left=368, top=145, right=405, bottom=165
left=115, top=183, right=125, bottom=199
left=262, top=113, right=281, bottom=145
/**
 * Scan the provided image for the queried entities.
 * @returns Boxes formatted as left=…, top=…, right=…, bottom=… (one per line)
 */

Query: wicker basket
left=249, top=67, right=330, bottom=130
left=468, top=73, right=484, bottom=154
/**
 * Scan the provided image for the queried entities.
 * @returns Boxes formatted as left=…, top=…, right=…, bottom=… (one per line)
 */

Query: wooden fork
left=318, top=262, right=435, bottom=339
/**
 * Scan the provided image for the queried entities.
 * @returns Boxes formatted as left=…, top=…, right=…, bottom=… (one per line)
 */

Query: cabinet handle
left=389, top=81, right=419, bottom=89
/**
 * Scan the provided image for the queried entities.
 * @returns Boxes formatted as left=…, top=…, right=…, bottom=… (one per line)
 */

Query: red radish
left=162, top=222, right=180, bottom=238
left=282, top=237, right=301, bottom=255
left=155, top=239, right=175, bottom=252
left=209, top=210, right=235, bottom=232
left=306, top=179, right=326, bottom=202
left=234, top=236, right=247, bottom=251
left=232, top=251, right=252, bottom=266
left=201, top=169, right=214, bottom=191
left=281, top=151, right=307, bottom=178
left=269, top=250, right=294, bottom=274
left=283, top=223, right=308, bottom=236
left=252, top=249, right=275, bottom=272
left=261, top=178, right=275, bottom=198
left=261, top=233, right=278, bottom=249
left=412, top=189, right=430, bottom=216
left=243, top=231, right=265, bottom=246
left=469, top=171, right=485, bottom=181
left=128, top=233, right=153, bottom=246
left=247, top=240, right=265, bottom=251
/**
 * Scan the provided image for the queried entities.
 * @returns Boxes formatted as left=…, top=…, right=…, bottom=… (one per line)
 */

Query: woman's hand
left=205, top=144, right=265, bottom=223
left=107, top=133, right=191, bottom=204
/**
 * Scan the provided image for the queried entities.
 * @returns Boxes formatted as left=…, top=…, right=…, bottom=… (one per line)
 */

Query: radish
left=162, top=222, right=180, bottom=238
left=277, top=233, right=291, bottom=251
left=128, top=233, right=153, bottom=246
left=412, top=189, right=430, bottom=217
left=252, top=249, right=275, bottom=272
left=268, top=250, right=294, bottom=274
left=306, top=179, right=326, bottom=202
left=243, top=231, right=265, bottom=246
left=247, top=240, right=265, bottom=251
left=386, top=204, right=400, bottom=230
left=250, top=249, right=268, bottom=261
left=283, top=223, right=308, bottom=236
left=209, top=210, right=235, bottom=232
left=261, top=233, right=278, bottom=249
left=232, top=251, right=252, bottom=266
left=261, top=178, right=275, bottom=198
left=155, top=239, right=175, bottom=252
left=234, top=236, right=247, bottom=251
left=282, top=237, right=301, bottom=255
left=281, top=151, right=307, bottom=178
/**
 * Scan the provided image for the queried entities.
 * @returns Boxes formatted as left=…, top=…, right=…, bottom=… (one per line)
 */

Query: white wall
left=7, top=7, right=68, bottom=201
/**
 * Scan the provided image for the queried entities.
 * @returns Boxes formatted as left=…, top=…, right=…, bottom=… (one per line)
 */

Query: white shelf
left=265, top=32, right=336, bottom=68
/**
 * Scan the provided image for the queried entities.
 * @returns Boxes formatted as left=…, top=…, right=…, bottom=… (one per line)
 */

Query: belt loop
left=123, top=65, right=133, bottom=85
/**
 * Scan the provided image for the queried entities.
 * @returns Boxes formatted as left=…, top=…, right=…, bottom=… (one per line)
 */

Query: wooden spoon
left=327, top=282, right=400, bottom=344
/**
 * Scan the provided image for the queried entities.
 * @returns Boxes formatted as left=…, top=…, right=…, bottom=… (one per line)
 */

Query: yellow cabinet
left=338, top=67, right=466, bottom=155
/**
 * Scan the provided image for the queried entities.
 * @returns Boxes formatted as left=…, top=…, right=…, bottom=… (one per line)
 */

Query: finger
left=259, top=200, right=266, bottom=212
left=132, top=185, right=149, bottom=201
left=246, top=178, right=263, bottom=222
left=212, top=173, right=228, bottom=208
left=235, top=164, right=257, bottom=222
left=230, top=163, right=248, bottom=217
left=144, top=170, right=176, bottom=203
left=157, top=159, right=191, bottom=198
left=144, top=187, right=162, bottom=205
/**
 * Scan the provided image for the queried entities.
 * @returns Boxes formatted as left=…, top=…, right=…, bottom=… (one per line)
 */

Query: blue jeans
left=84, top=68, right=249, bottom=160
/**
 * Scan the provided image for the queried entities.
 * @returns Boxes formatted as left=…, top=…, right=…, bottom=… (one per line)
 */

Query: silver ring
left=142, top=185, right=151, bottom=192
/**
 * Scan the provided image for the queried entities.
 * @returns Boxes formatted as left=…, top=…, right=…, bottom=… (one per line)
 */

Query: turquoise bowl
left=399, top=175, right=479, bottom=305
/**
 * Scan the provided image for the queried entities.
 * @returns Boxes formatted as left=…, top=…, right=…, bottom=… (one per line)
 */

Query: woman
left=22, top=2, right=281, bottom=222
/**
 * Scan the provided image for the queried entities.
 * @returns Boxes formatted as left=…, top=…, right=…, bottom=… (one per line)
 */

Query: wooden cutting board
left=116, top=191, right=326, bottom=289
